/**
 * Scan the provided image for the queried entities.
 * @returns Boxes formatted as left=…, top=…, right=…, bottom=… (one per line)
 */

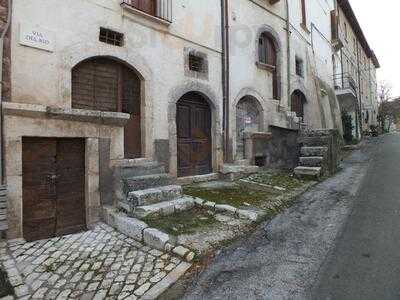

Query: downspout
left=285, top=0, right=290, bottom=108
left=356, top=43, right=362, bottom=139
left=0, top=0, right=12, bottom=185
left=221, top=0, right=230, bottom=162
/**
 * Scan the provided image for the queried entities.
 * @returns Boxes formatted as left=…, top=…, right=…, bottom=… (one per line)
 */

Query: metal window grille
left=99, top=28, right=124, bottom=47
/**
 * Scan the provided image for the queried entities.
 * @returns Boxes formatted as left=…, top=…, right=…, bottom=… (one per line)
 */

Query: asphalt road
left=183, top=135, right=377, bottom=299
left=313, top=133, right=400, bottom=299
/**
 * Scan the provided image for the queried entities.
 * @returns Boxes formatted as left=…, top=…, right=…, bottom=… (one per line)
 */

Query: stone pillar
left=85, top=138, right=101, bottom=228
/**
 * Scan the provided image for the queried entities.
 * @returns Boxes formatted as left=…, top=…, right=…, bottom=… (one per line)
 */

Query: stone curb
left=141, top=261, right=192, bottom=300
left=191, top=198, right=266, bottom=222
left=103, top=207, right=196, bottom=263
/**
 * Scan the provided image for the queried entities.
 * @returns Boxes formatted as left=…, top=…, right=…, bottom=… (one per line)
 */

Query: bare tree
left=378, top=81, right=400, bottom=132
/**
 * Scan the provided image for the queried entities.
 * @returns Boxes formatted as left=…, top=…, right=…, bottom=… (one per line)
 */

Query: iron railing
left=121, top=0, right=172, bottom=23
left=333, top=72, right=357, bottom=96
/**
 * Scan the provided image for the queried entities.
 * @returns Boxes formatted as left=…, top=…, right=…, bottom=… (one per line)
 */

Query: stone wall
left=254, top=126, right=300, bottom=169
left=0, top=0, right=10, bottom=102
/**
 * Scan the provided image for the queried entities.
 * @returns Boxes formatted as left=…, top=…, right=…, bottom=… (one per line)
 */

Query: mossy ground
left=247, top=170, right=310, bottom=190
left=143, top=207, right=219, bottom=236
left=183, top=183, right=279, bottom=208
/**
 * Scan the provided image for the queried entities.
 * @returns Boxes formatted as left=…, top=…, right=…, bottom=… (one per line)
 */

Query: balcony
left=334, top=73, right=358, bottom=112
left=121, top=0, right=172, bottom=24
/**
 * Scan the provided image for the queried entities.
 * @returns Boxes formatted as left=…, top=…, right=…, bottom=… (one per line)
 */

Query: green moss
left=248, top=171, right=309, bottom=190
left=143, top=207, right=218, bottom=236
left=183, top=183, right=279, bottom=208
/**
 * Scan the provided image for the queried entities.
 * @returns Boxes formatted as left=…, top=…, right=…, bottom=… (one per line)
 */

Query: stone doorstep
left=128, top=185, right=183, bottom=207
left=125, top=173, right=174, bottom=191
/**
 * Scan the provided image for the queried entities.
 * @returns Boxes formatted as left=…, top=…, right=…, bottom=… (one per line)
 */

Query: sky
left=349, top=0, right=399, bottom=96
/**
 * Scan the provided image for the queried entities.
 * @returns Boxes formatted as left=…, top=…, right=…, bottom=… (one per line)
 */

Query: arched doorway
left=72, top=57, right=142, bottom=158
left=176, top=92, right=212, bottom=177
left=291, top=90, right=307, bottom=121
left=236, top=96, right=263, bottom=160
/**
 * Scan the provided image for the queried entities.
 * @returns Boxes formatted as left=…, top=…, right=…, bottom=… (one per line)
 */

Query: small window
left=99, top=28, right=124, bottom=47
left=295, top=57, right=304, bottom=77
left=189, top=54, right=204, bottom=72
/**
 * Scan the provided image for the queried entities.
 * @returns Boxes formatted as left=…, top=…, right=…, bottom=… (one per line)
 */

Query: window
left=258, top=32, right=279, bottom=99
left=344, top=22, right=348, bottom=41
left=99, top=28, right=124, bottom=47
left=300, top=0, right=307, bottom=27
left=295, top=56, right=304, bottom=77
left=189, top=54, right=205, bottom=73
left=258, top=33, right=276, bottom=67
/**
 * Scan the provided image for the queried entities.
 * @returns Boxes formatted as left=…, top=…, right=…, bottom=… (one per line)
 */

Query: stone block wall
left=255, top=126, right=300, bottom=169
left=0, top=0, right=10, bottom=102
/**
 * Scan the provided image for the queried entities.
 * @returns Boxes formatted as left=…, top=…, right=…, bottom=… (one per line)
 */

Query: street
left=313, top=133, right=400, bottom=299
left=183, top=134, right=400, bottom=299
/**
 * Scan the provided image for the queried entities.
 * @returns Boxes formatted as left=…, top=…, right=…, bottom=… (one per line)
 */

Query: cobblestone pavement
left=0, top=223, right=188, bottom=299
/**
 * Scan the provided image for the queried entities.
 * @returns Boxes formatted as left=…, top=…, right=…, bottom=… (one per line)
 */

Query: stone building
left=331, top=0, right=380, bottom=139
left=0, top=0, right=378, bottom=240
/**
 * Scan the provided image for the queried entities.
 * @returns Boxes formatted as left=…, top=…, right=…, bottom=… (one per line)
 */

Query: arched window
left=258, top=32, right=279, bottom=100
left=291, top=90, right=307, bottom=120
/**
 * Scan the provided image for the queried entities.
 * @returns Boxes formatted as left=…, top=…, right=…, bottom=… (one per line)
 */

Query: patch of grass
left=143, top=207, right=218, bottom=236
left=183, top=183, right=278, bottom=208
left=248, top=171, right=309, bottom=190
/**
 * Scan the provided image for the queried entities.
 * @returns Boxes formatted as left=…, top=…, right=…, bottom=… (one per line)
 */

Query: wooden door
left=177, top=93, right=212, bottom=177
left=72, top=57, right=142, bottom=159
left=291, top=91, right=305, bottom=120
left=23, top=138, right=86, bottom=241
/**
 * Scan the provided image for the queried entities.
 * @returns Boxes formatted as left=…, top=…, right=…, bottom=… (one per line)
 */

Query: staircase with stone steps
left=294, top=129, right=341, bottom=179
left=113, top=158, right=184, bottom=214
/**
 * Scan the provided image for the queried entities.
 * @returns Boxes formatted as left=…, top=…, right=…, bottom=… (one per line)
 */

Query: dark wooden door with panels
left=22, top=138, right=86, bottom=241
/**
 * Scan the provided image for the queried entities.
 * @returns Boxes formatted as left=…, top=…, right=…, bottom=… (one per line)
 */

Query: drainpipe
left=285, top=0, right=291, bottom=108
left=221, top=0, right=231, bottom=162
left=356, top=43, right=362, bottom=139
left=0, top=0, right=12, bottom=185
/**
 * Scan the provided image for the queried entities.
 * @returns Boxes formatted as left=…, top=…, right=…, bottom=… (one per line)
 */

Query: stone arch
left=60, top=43, right=154, bottom=158
left=255, top=25, right=283, bottom=100
left=168, top=81, right=222, bottom=177
left=235, top=95, right=264, bottom=160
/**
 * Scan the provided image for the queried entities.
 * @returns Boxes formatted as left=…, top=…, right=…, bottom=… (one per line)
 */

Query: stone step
left=177, top=173, right=219, bottom=186
left=299, top=156, right=324, bottom=167
left=127, top=185, right=182, bottom=207
left=294, top=166, right=321, bottom=179
left=299, top=136, right=331, bottom=147
left=234, top=159, right=251, bottom=166
left=124, top=173, right=174, bottom=191
left=122, top=162, right=165, bottom=177
left=300, top=146, right=328, bottom=157
left=131, top=197, right=196, bottom=219
left=112, top=159, right=166, bottom=177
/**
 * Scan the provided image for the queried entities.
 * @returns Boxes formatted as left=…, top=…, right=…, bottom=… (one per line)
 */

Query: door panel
left=177, top=94, right=212, bottom=177
left=23, top=138, right=57, bottom=242
left=22, top=138, right=86, bottom=241
left=56, top=139, right=86, bottom=236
